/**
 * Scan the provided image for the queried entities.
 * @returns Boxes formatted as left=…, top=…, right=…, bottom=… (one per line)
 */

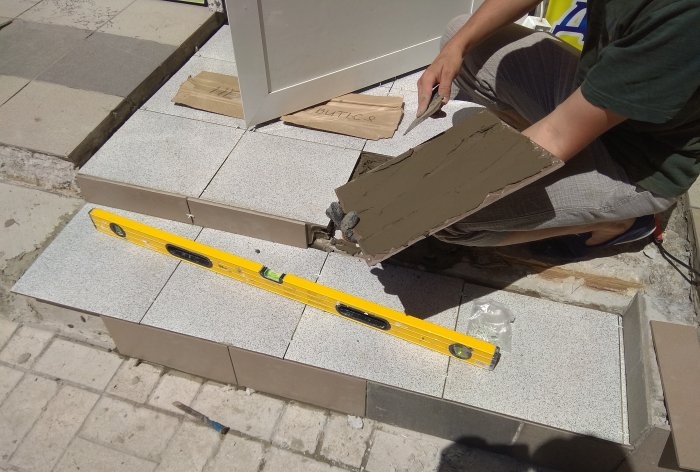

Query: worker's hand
left=416, top=43, right=463, bottom=116
left=326, top=202, right=359, bottom=243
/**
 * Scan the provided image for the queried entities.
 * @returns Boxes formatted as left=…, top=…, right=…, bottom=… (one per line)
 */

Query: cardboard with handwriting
left=172, top=71, right=244, bottom=118
left=282, top=94, right=404, bottom=140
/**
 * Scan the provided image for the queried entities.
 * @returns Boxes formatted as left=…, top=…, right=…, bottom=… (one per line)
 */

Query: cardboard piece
left=650, top=321, right=700, bottom=471
left=172, top=71, right=244, bottom=118
left=281, top=94, right=403, bottom=140
left=335, top=110, right=564, bottom=265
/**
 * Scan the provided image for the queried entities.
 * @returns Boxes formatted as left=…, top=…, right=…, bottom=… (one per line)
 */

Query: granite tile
left=141, top=55, right=243, bottom=128
left=19, top=0, right=132, bottom=30
left=80, top=110, right=244, bottom=197
left=0, top=20, right=90, bottom=79
left=0, top=81, right=122, bottom=158
left=77, top=175, right=193, bottom=224
left=229, top=346, right=366, bottom=416
left=389, top=67, right=425, bottom=93
left=103, top=318, right=237, bottom=385
left=443, top=285, right=624, bottom=443
left=12, top=204, right=201, bottom=323
left=142, top=228, right=326, bottom=357
left=253, top=121, right=367, bottom=151
left=99, top=0, right=213, bottom=46
left=0, top=75, right=28, bottom=105
left=196, top=24, right=235, bottom=62
left=37, top=32, right=176, bottom=97
left=254, top=84, right=394, bottom=150
left=285, top=252, right=463, bottom=397
left=200, top=132, right=359, bottom=225
left=366, top=382, right=520, bottom=444
left=363, top=90, right=484, bottom=157
left=0, top=0, right=41, bottom=18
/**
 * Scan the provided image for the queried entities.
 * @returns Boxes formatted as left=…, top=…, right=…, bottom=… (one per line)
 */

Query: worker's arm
left=417, top=0, right=540, bottom=115
left=522, top=87, right=627, bottom=162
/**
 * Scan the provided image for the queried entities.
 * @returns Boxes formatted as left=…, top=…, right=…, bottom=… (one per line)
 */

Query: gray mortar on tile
left=336, top=110, right=563, bottom=264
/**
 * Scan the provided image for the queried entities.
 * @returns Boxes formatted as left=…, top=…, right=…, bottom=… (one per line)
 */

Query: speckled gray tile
left=363, top=91, right=484, bottom=157
left=18, top=0, right=133, bottom=30
left=200, top=132, right=359, bottom=225
left=196, top=24, right=235, bottom=62
left=285, top=252, right=463, bottom=397
left=443, top=284, right=624, bottom=442
left=12, top=205, right=201, bottom=322
left=0, top=20, right=90, bottom=79
left=389, top=68, right=425, bottom=93
left=142, top=55, right=243, bottom=128
left=80, top=110, right=244, bottom=196
left=37, top=32, right=176, bottom=97
left=254, top=121, right=367, bottom=151
left=141, top=228, right=327, bottom=357
left=254, top=85, right=394, bottom=150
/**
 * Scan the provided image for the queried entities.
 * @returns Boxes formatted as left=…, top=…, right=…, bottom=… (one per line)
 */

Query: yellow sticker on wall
left=546, top=0, right=588, bottom=50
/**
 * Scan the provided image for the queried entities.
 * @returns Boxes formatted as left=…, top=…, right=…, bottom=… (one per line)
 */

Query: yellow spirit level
left=89, top=208, right=501, bottom=370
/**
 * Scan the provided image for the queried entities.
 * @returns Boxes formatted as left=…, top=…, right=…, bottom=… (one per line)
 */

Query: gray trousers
left=434, top=17, right=675, bottom=246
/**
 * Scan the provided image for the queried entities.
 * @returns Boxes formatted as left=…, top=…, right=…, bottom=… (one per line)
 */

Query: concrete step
left=13, top=205, right=637, bottom=470
left=0, top=3, right=222, bottom=195
left=74, top=25, right=477, bottom=248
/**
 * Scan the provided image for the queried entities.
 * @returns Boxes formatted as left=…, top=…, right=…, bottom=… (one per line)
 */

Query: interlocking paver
left=148, top=371, right=202, bottom=414
left=155, top=421, right=220, bottom=472
left=37, top=32, right=176, bottom=98
left=0, top=365, right=23, bottom=405
left=365, top=427, right=450, bottom=472
left=0, top=325, right=53, bottom=367
left=10, top=385, right=99, bottom=472
left=272, top=403, right=326, bottom=454
left=33, top=338, right=123, bottom=390
left=0, top=20, right=90, bottom=80
left=80, top=396, right=180, bottom=462
left=0, top=0, right=41, bottom=18
left=99, top=0, right=212, bottom=47
left=0, top=375, right=58, bottom=460
left=203, top=434, right=263, bottom=472
left=107, top=358, right=163, bottom=403
left=192, top=383, right=285, bottom=441
left=320, top=413, right=373, bottom=468
left=18, top=0, right=133, bottom=30
left=261, top=447, right=344, bottom=472
left=0, top=318, right=18, bottom=351
left=54, top=437, right=157, bottom=472
left=0, top=75, right=28, bottom=106
left=0, top=81, right=122, bottom=159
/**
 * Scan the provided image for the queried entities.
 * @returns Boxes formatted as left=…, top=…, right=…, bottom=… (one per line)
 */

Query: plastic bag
left=465, top=299, right=516, bottom=352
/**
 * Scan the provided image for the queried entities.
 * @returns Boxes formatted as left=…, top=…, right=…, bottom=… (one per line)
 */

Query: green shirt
left=576, top=0, right=700, bottom=198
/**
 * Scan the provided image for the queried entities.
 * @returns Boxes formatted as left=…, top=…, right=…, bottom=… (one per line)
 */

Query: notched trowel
left=403, top=85, right=445, bottom=135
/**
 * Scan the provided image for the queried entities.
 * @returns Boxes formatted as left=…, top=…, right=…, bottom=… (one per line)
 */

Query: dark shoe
left=529, top=215, right=657, bottom=261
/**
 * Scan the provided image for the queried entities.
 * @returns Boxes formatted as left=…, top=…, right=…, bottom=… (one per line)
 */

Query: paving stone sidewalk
left=0, top=322, right=552, bottom=472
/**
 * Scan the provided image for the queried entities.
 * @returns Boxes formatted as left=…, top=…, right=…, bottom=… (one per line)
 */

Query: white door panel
left=227, top=0, right=472, bottom=127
